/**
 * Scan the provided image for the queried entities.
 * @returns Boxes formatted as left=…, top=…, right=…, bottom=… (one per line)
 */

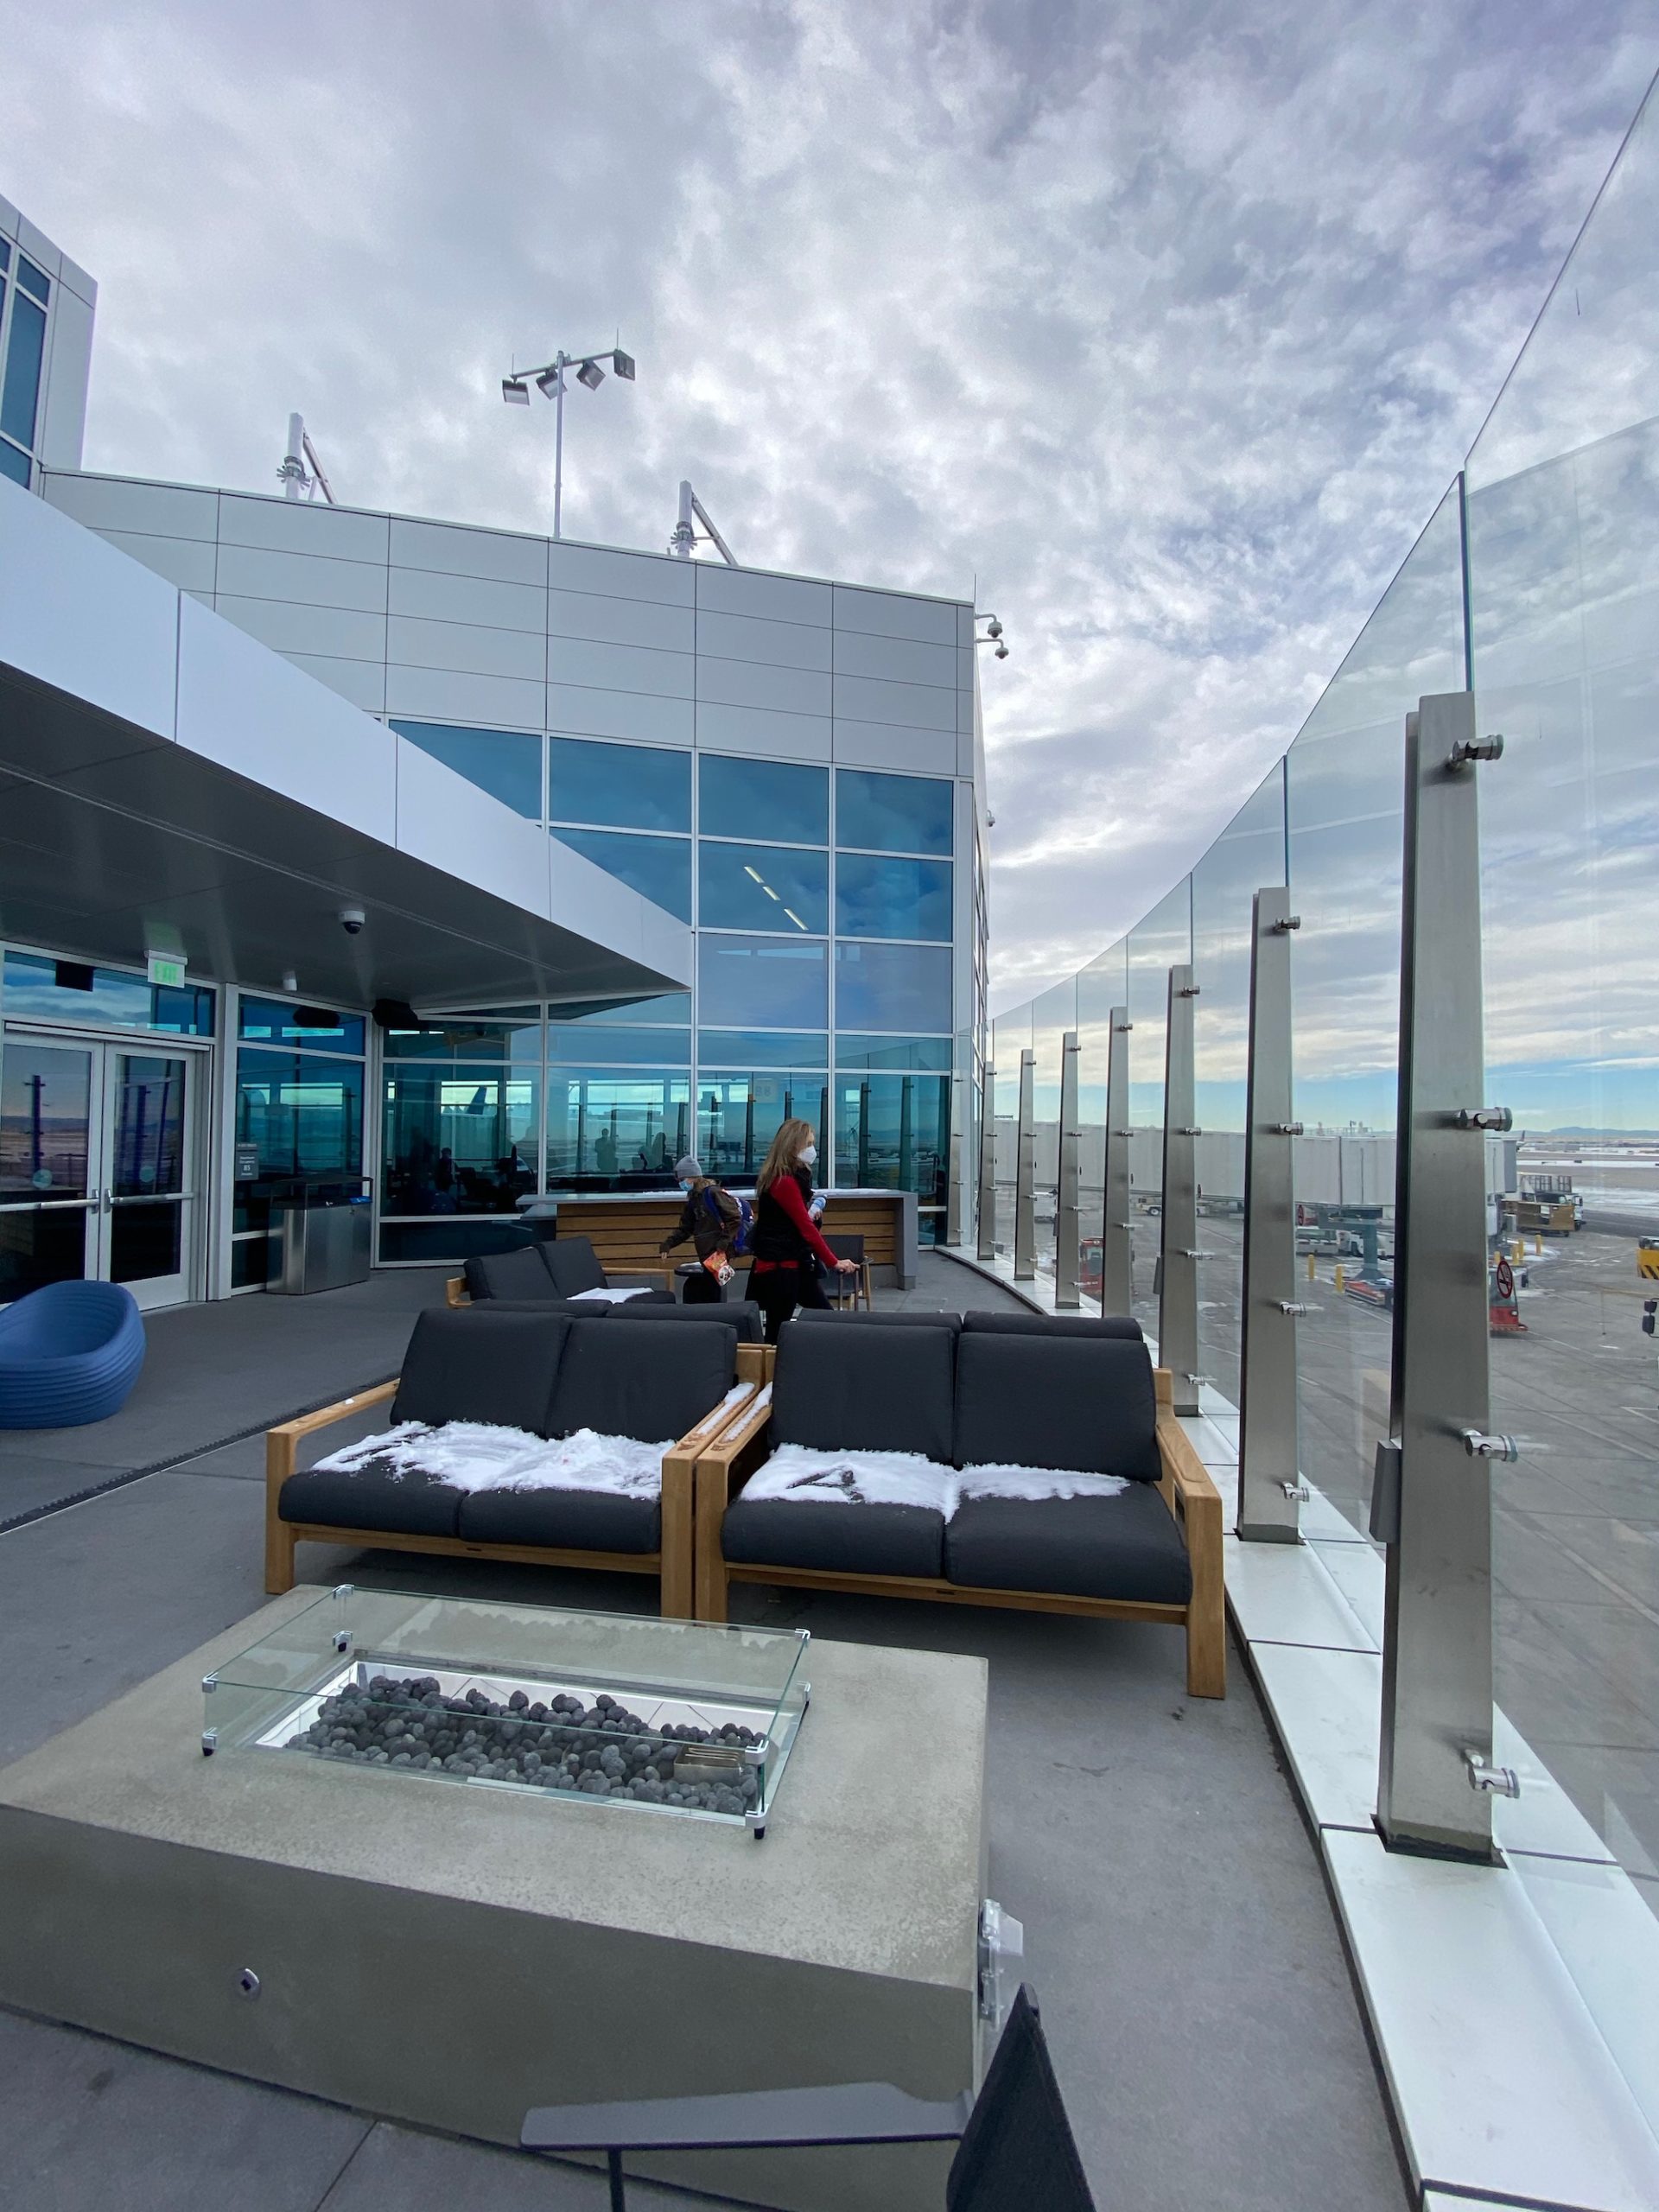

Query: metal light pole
left=502, top=345, right=636, bottom=541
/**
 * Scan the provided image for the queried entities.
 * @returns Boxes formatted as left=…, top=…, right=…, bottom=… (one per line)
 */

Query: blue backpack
left=702, top=1183, right=753, bottom=1255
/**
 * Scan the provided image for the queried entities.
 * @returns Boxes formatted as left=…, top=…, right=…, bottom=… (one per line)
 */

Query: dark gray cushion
left=953, top=1334, right=1160, bottom=1480
left=793, top=1308, right=963, bottom=1332
left=609, top=1300, right=763, bottom=1343
left=278, top=1462, right=462, bottom=1538
left=772, top=1323, right=956, bottom=1462
left=463, top=1246, right=558, bottom=1302
left=457, top=1485, right=660, bottom=1554
left=541, top=1236, right=608, bottom=1296
left=548, top=1316, right=730, bottom=1443
left=722, top=1496, right=944, bottom=1578
left=960, top=1310, right=1143, bottom=1342
left=392, top=1308, right=569, bottom=1433
left=945, top=1484, right=1191, bottom=1604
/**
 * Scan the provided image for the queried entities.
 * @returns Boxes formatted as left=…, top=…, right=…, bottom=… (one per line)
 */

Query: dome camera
left=995, top=641, right=1009, bottom=659
left=339, top=906, right=366, bottom=936
left=986, top=617, right=1002, bottom=639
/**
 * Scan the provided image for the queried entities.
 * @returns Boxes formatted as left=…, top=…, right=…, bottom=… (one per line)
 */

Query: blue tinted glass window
left=1, top=292, right=47, bottom=451
left=0, top=240, right=9, bottom=269
left=546, top=1071, right=692, bottom=1184
left=236, top=1048, right=365, bottom=1180
left=238, top=998, right=365, bottom=1053
left=549, top=737, right=690, bottom=832
left=698, top=936, right=828, bottom=1029
left=698, top=841, right=828, bottom=934
left=699, top=754, right=828, bottom=845
left=1, top=952, right=213, bottom=1034
left=379, top=1011, right=539, bottom=1063
left=549, top=993, right=691, bottom=1027
left=834, top=942, right=951, bottom=1032
left=390, top=721, right=542, bottom=819
left=16, top=257, right=48, bottom=303
left=553, top=828, right=692, bottom=921
left=382, top=1065, right=539, bottom=1215
left=699, top=1073, right=830, bottom=1183
left=836, top=853, right=952, bottom=940
left=836, top=768, right=952, bottom=855
left=834, top=1074, right=950, bottom=1205
left=547, top=1024, right=690, bottom=1065
left=835, top=1035, right=952, bottom=1071
left=697, top=1030, right=828, bottom=1069
left=0, top=440, right=30, bottom=487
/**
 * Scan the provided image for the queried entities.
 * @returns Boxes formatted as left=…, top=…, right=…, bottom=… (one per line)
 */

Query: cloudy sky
left=2, top=2, right=1654, bottom=1009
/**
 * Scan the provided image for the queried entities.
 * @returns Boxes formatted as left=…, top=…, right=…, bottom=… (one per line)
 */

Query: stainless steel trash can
left=268, top=1185, right=373, bottom=1294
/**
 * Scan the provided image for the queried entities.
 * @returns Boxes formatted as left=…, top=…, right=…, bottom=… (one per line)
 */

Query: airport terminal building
left=0, top=193, right=989, bottom=1307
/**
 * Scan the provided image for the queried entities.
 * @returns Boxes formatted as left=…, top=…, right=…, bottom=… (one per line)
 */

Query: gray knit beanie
left=674, top=1154, right=702, bottom=1180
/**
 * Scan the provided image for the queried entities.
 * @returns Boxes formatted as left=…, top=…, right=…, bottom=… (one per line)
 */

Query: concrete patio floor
left=0, top=1256, right=1408, bottom=2212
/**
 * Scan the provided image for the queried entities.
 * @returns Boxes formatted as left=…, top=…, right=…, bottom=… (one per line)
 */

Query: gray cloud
left=0, top=1, right=1654, bottom=1009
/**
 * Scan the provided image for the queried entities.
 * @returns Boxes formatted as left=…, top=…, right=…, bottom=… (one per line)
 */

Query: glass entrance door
left=0, top=1031, right=201, bottom=1307
left=0, top=1036, right=99, bottom=1300
left=103, top=1049, right=195, bottom=1306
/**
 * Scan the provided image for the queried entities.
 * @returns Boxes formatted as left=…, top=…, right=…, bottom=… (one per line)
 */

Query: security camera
left=995, top=641, right=1009, bottom=659
left=339, top=906, right=366, bottom=936
left=986, top=617, right=1002, bottom=639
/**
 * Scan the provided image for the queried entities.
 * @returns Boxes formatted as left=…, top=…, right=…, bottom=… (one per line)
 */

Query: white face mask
left=799, top=1143, right=817, bottom=1167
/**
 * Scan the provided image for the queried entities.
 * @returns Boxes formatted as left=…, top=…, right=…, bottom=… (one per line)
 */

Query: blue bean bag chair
left=0, top=1280, right=147, bottom=1428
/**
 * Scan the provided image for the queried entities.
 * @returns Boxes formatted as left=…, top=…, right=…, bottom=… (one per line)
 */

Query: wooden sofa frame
left=264, top=1380, right=762, bottom=1620
left=693, top=1366, right=1225, bottom=1698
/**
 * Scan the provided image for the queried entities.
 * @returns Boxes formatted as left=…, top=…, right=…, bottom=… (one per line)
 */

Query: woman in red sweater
left=748, top=1117, right=857, bottom=1343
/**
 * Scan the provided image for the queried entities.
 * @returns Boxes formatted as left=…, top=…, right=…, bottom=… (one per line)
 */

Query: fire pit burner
left=204, top=1586, right=810, bottom=1835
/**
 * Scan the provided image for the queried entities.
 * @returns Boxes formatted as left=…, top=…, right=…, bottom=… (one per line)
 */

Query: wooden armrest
left=669, top=1382, right=762, bottom=1459
left=1155, top=1408, right=1223, bottom=1514
left=445, top=1275, right=468, bottom=1306
left=265, top=1379, right=399, bottom=1484
left=522, top=2081, right=971, bottom=2154
left=697, top=1386, right=773, bottom=1473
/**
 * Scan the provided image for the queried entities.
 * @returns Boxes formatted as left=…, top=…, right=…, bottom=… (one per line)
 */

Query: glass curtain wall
left=1027, top=979, right=1076, bottom=1292
left=379, top=1011, right=541, bottom=1262
left=234, top=998, right=365, bottom=1288
left=990, top=1006, right=1030, bottom=1261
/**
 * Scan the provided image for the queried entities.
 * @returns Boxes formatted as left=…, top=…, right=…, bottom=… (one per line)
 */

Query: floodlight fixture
left=499, top=341, right=637, bottom=538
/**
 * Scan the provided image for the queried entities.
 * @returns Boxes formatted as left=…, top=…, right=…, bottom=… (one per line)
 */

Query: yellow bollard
left=1534, top=1236, right=1543, bottom=1256
left=1335, top=1263, right=1346, bottom=1294
left=1306, top=1252, right=1316, bottom=1282
left=1512, top=1239, right=1524, bottom=1266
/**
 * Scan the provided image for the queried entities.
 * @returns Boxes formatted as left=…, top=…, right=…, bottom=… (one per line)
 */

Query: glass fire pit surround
left=203, top=1587, right=810, bottom=1837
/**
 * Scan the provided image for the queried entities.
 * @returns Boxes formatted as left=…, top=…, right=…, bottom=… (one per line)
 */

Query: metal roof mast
left=277, top=414, right=335, bottom=503
left=667, top=480, right=738, bottom=566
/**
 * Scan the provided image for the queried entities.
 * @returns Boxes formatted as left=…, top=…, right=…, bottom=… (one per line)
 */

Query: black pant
left=751, top=1263, right=831, bottom=1343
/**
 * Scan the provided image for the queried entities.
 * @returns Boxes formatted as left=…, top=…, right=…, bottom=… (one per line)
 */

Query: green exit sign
left=146, top=953, right=187, bottom=989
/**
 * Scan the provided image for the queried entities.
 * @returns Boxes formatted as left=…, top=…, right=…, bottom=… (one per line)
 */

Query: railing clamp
left=1449, top=733, right=1504, bottom=770
left=1276, top=1300, right=1316, bottom=1317
left=1280, top=1480, right=1310, bottom=1502
left=1463, top=1748, right=1521, bottom=1798
left=1179, top=1249, right=1217, bottom=1262
left=1178, top=984, right=1200, bottom=998
left=1271, top=914, right=1302, bottom=932
left=1271, top=1121, right=1304, bottom=1136
left=201, top=1672, right=218, bottom=1694
left=1453, top=1106, right=1513, bottom=1132
left=1175, top=1126, right=1202, bottom=1138
left=1461, top=1429, right=1520, bottom=1462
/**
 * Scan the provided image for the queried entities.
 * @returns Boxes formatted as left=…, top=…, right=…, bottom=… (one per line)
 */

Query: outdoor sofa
left=694, top=1311, right=1225, bottom=1697
left=265, top=1307, right=759, bottom=1617
left=445, top=1234, right=674, bottom=1309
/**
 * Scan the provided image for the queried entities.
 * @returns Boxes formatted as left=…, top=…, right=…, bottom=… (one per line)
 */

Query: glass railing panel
left=1469, top=77, right=1659, bottom=1997
left=990, top=1005, right=1030, bottom=1262
left=1077, top=940, right=1127, bottom=1307
left=1127, top=881, right=1192, bottom=1338
left=1286, top=481, right=1466, bottom=1537
left=1028, top=978, right=1076, bottom=1290
left=1192, top=764, right=1288, bottom=1408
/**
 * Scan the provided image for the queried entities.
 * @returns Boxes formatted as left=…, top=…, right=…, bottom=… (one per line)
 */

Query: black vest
left=752, top=1167, right=815, bottom=1266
